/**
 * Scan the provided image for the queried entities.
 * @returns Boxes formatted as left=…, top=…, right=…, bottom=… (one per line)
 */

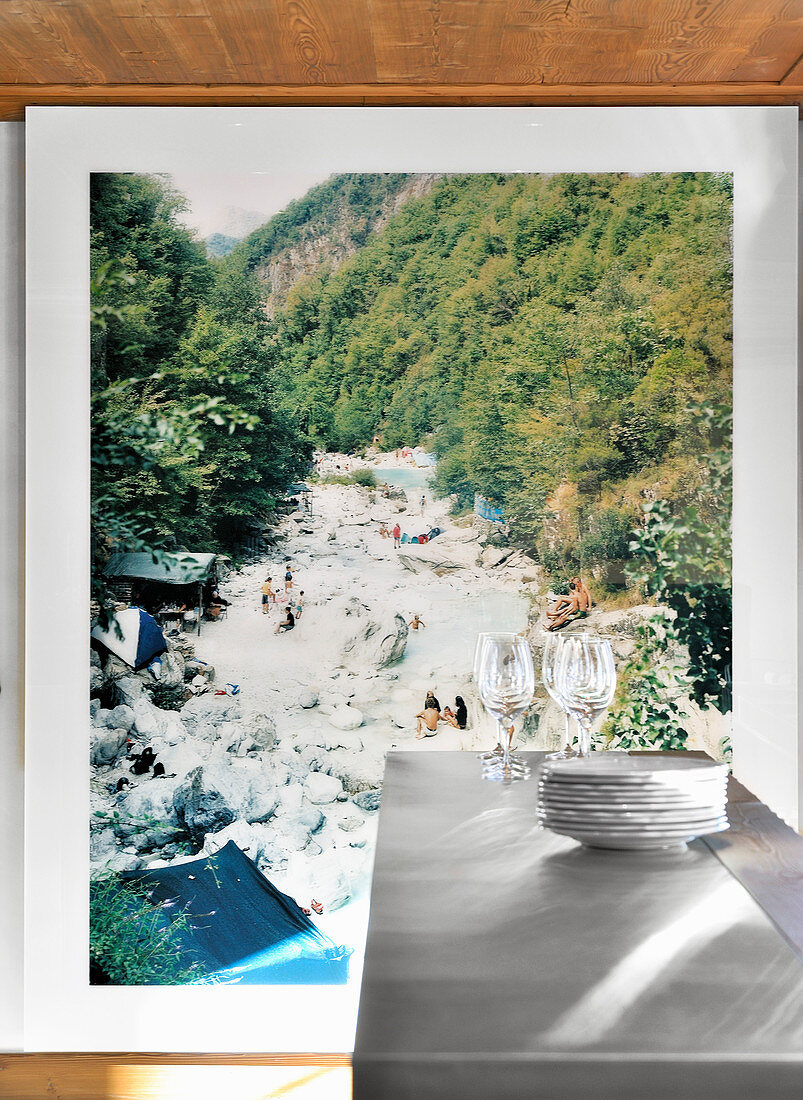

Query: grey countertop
left=354, top=751, right=803, bottom=1099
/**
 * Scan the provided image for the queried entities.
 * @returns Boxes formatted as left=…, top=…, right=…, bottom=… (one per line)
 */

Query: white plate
left=539, top=755, right=728, bottom=784
left=534, top=796, right=721, bottom=814
left=538, top=806, right=728, bottom=825
left=544, top=826, right=728, bottom=851
left=538, top=781, right=728, bottom=800
left=539, top=814, right=728, bottom=833
left=541, top=819, right=729, bottom=837
left=538, top=789, right=726, bottom=807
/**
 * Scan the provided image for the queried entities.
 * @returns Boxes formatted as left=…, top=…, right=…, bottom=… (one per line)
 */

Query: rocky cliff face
left=254, top=174, right=440, bottom=317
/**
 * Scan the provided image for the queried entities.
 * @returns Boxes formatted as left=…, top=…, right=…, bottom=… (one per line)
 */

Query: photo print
left=89, top=168, right=732, bottom=986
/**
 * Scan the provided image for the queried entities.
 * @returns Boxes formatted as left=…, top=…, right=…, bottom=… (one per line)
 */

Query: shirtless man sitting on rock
left=546, top=577, right=592, bottom=631
left=415, top=694, right=442, bottom=739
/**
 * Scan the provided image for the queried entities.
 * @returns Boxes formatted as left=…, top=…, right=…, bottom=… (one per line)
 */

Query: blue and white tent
left=91, top=607, right=168, bottom=670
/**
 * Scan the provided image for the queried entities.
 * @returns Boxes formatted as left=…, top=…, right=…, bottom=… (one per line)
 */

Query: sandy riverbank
left=198, top=456, right=531, bottom=760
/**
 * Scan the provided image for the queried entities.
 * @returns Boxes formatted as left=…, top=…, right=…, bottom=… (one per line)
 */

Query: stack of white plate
left=537, top=755, right=729, bottom=850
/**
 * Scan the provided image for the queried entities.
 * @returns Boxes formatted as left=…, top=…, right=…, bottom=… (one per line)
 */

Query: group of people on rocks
left=545, top=577, right=593, bottom=631
left=379, top=514, right=440, bottom=549
left=260, top=564, right=304, bottom=635
left=415, top=691, right=468, bottom=739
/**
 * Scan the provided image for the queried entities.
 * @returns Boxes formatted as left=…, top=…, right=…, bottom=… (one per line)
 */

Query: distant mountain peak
left=215, top=206, right=269, bottom=241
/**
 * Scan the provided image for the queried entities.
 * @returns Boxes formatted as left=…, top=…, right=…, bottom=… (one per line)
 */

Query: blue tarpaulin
left=120, top=841, right=352, bottom=985
left=474, top=494, right=504, bottom=522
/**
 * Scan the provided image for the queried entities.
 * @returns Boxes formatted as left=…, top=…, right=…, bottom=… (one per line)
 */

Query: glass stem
left=499, top=719, right=513, bottom=769
left=577, top=716, right=592, bottom=757
left=563, top=711, right=572, bottom=753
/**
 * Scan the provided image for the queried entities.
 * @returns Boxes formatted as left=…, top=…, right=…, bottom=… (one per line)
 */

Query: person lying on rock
left=275, top=606, right=295, bottom=634
left=443, top=696, right=468, bottom=730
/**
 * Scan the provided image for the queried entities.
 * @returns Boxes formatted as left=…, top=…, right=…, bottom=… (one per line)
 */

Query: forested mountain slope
left=234, top=173, right=439, bottom=316
left=249, top=171, right=731, bottom=578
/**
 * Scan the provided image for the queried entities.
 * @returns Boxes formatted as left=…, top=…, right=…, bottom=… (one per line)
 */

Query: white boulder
left=91, top=726, right=129, bottom=766
left=304, top=772, right=344, bottom=805
left=328, top=704, right=364, bottom=731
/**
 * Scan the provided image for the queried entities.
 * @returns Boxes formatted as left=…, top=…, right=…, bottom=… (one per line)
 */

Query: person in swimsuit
left=415, top=701, right=441, bottom=738
left=443, top=696, right=468, bottom=730
left=261, top=578, right=275, bottom=614
left=409, top=614, right=426, bottom=630
left=284, top=566, right=293, bottom=594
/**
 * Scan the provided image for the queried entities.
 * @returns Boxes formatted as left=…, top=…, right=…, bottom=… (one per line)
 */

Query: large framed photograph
left=25, top=106, right=799, bottom=1051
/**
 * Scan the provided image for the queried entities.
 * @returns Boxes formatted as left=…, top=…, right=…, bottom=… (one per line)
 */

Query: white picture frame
left=25, top=105, right=799, bottom=1052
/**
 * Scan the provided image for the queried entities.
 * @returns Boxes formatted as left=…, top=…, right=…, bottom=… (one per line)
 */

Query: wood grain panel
left=1, top=0, right=801, bottom=87
left=369, top=0, right=511, bottom=83
left=0, top=1054, right=351, bottom=1100
left=497, top=0, right=794, bottom=85
left=4, top=80, right=803, bottom=121
left=729, top=2, right=803, bottom=80
left=703, top=799, right=803, bottom=961
left=780, top=48, right=803, bottom=82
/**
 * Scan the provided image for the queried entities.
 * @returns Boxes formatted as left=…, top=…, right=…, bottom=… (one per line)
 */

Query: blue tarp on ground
left=474, top=494, right=504, bottom=522
left=121, top=841, right=352, bottom=985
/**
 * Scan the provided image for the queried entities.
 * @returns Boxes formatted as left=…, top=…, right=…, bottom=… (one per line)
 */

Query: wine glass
left=541, top=631, right=579, bottom=759
left=477, top=633, right=535, bottom=783
left=473, top=633, right=503, bottom=761
left=555, top=635, right=616, bottom=757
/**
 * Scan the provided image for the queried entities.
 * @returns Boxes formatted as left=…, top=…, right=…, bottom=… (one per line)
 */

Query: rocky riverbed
left=90, top=454, right=728, bottom=930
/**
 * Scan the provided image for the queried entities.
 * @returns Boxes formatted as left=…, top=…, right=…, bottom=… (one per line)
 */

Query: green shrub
left=578, top=507, right=632, bottom=568
left=147, top=681, right=188, bottom=711
left=90, top=873, right=207, bottom=985
left=350, top=467, right=376, bottom=487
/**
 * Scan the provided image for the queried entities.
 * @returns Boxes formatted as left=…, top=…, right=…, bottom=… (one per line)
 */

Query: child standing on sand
left=284, top=565, right=293, bottom=594
left=295, top=591, right=304, bottom=619
left=261, top=577, right=275, bottom=614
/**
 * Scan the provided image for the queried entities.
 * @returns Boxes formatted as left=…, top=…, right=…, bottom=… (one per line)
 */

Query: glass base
left=481, top=753, right=530, bottom=784
left=546, top=745, right=578, bottom=760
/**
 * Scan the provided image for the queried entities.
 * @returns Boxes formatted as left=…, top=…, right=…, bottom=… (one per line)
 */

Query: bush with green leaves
left=599, top=612, right=689, bottom=751
left=603, top=402, right=731, bottom=750
left=627, top=402, right=732, bottom=713
left=90, top=873, right=206, bottom=985
left=350, top=467, right=377, bottom=488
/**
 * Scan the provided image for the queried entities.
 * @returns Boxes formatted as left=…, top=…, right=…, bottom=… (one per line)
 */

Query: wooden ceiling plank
left=1, top=0, right=802, bottom=93
left=368, top=0, right=445, bottom=83
left=729, top=13, right=803, bottom=81
left=780, top=49, right=803, bottom=82
left=204, top=0, right=378, bottom=85
left=202, top=1, right=294, bottom=83
left=275, top=0, right=377, bottom=84
left=499, top=0, right=800, bottom=85
left=5, top=78, right=803, bottom=105
left=0, top=0, right=110, bottom=83
left=368, top=0, right=512, bottom=83
left=102, top=0, right=206, bottom=83
left=138, top=3, right=242, bottom=83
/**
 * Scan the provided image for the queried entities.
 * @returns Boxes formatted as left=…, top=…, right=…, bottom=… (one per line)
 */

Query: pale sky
left=167, top=170, right=331, bottom=239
